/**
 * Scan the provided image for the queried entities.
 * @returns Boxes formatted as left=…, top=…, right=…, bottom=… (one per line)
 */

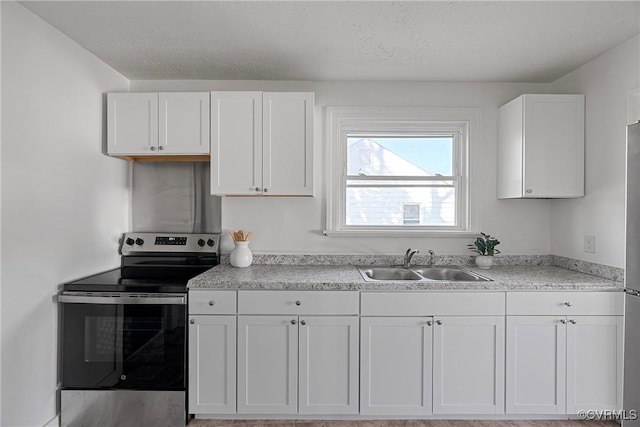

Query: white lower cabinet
left=433, top=316, right=505, bottom=414
left=566, top=315, right=623, bottom=414
left=187, top=289, right=623, bottom=420
left=360, top=317, right=433, bottom=415
left=506, top=292, right=624, bottom=415
left=188, top=315, right=237, bottom=414
left=299, top=316, right=359, bottom=414
left=506, top=316, right=567, bottom=414
left=237, top=314, right=359, bottom=415
left=237, top=315, right=298, bottom=414
left=360, top=292, right=506, bottom=416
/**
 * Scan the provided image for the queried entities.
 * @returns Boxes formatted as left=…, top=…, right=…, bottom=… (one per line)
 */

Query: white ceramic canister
left=230, top=241, right=253, bottom=268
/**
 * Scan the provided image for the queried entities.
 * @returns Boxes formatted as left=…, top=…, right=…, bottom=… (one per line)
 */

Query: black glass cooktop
left=64, top=256, right=218, bottom=293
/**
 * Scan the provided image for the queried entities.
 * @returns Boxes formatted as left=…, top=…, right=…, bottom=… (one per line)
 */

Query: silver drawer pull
left=569, top=319, right=577, bottom=324
left=564, top=301, right=573, bottom=307
left=290, top=319, right=297, bottom=325
left=295, top=301, right=302, bottom=306
left=560, top=319, right=567, bottom=324
left=209, top=301, right=215, bottom=306
left=436, top=320, right=443, bottom=325
left=300, top=320, right=307, bottom=325
left=426, top=321, right=433, bottom=326
left=190, top=319, right=195, bottom=325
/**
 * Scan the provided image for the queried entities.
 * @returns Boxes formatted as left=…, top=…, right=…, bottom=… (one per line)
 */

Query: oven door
left=59, top=293, right=186, bottom=391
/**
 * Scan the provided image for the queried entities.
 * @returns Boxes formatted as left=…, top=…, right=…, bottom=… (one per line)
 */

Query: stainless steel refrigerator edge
left=624, top=121, right=640, bottom=426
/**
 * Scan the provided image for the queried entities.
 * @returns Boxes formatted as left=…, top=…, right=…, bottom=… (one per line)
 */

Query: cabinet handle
left=255, top=187, right=261, bottom=192
left=150, top=146, right=157, bottom=151
left=158, top=146, right=164, bottom=151
left=290, top=319, right=297, bottom=325
left=436, top=320, right=443, bottom=325
left=564, top=301, right=573, bottom=307
left=263, top=188, right=268, bottom=193
left=189, top=319, right=195, bottom=325
left=295, top=301, right=302, bottom=306
left=569, top=319, right=577, bottom=324
left=300, top=320, right=307, bottom=325
left=208, top=301, right=215, bottom=306
left=426, top=320, right=433, bottom=326
left=560, top=319, right=567, bottom=324
left=526, top=189, right=533, bottom=194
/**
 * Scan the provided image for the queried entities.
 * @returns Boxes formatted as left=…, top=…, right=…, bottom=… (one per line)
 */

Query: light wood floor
left=188, top=420, right=619, bottom=427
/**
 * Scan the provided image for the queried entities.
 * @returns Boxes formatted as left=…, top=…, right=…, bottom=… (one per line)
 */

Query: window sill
left=323, top=229, right=481, bottom=238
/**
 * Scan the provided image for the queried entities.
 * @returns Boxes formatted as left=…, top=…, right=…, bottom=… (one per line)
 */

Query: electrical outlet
left=584, top=235, right=596, bottom=253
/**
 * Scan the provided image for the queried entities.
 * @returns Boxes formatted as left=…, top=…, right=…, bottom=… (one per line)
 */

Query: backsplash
left=220, top=253, right=623, bottom=282
left=552, top=255, right=624, bottom=282
left=131, top=162, right=221, bottom=233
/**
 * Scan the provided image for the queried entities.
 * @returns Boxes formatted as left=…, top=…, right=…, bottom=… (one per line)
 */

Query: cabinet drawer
left=238, top=291, right=359, bottom=315
left=361, top=292, right=505, bottom=316
left=189, top=290, right=237, bottom=314
left=506, top=291, right=623, bottom=316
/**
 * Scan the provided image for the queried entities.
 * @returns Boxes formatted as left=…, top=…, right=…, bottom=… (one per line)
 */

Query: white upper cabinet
left=107, top=92, right=210, bottom=157
left=210, top=91, right=314, bottom=196
left=159, top=92, right=210, bottom=154
left=210, top=92, right=263, bottom=195
left=497, top=94, right=584, bottom=198
left=108, top=93, right=158, bottom=155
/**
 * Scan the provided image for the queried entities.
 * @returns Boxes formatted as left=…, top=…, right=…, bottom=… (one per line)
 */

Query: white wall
left=1, top=3, right=130, bottom=426
left=132, top=80, right=550, bottom=256
left=548, top=35, right=640, bottom=268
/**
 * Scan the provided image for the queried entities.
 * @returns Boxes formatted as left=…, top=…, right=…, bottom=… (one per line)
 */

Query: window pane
left=346, top=186, right=456, bottom=226
left=347, top=136, right=453, bottom=177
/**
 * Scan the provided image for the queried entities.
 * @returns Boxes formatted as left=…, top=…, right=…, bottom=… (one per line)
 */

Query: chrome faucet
left=428, top=249, right=436, bottom=266
left=403, top=248, right=419, bottom=268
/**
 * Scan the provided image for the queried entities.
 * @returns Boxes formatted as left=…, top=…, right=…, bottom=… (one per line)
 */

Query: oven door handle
left=58, top=294, right=186, bottom=305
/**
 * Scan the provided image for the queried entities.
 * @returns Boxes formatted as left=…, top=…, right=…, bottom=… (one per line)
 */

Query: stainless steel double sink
left=357, top=266, right=491, bottom=282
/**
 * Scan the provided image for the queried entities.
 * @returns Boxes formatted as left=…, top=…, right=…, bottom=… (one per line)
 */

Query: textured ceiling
left=19, top=1, right=640, bottom=82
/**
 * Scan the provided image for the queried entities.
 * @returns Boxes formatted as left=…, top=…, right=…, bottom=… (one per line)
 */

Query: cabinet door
left=159, top=92, right=210, bottom=154
left=360, top=317, right=433, bottom=415
left=107, top=93, right=158, bottom=155
left=211, top=92, right=263, bottom=195
left=523, top=94, right=584, bottom=198
left=506, top=316, right=566, bottom=414
left=298, top=316, right=358, bottom=414
left=263, top=92, right=314, bottom=196
left=237, top=315, right=298, bottom=414
left=433, top=316, right=505, bottom=414
left=188, top=315, right=236, bottom=414
left=566, top=315, right=623, bottom=414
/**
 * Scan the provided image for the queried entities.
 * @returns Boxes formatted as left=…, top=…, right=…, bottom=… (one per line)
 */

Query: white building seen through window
left=347, top=136, right=456, bottom=227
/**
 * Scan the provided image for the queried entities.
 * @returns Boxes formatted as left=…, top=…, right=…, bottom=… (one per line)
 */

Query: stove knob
left=135, top=238, right=144, bottom=246
left=197, top=239, right=205, bottom=247
left=207, top=239, right=215, bottom=247
left=125, top=238, right=135, bottom=246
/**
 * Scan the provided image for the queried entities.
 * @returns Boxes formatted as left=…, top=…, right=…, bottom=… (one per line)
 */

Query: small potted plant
left=467, top=232, right=501, bottom=269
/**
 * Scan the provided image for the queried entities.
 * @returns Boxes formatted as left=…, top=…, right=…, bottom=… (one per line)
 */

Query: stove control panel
left=120, top=233, right=220, bottom=255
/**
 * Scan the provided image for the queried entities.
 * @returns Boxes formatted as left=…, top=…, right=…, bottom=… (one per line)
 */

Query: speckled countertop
left=188, top=264, right=623, bottom=291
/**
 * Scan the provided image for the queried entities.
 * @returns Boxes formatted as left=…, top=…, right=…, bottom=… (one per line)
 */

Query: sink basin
left=412, top=267, right=490, bottom=282
left=357, top=266, right=491, bottom=282
left=360, top=267, right=422, bottom=281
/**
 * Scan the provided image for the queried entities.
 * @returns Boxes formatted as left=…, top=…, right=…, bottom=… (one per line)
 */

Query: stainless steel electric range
left=59, top=232, right=219, bottom=427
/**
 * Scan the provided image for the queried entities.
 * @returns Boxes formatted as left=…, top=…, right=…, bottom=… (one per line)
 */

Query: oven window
left=62, top=302, right=185, bottom=390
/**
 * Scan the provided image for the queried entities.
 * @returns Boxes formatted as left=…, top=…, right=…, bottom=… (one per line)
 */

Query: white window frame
left=324, top=106, right=482, bottom=237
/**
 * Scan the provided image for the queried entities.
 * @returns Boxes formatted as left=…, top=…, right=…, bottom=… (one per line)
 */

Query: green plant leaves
left=468, top=232, right=501, bottom=256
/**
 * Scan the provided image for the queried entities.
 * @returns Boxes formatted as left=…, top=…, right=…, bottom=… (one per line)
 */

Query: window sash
left=325, top=106, right=480, bottom=236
